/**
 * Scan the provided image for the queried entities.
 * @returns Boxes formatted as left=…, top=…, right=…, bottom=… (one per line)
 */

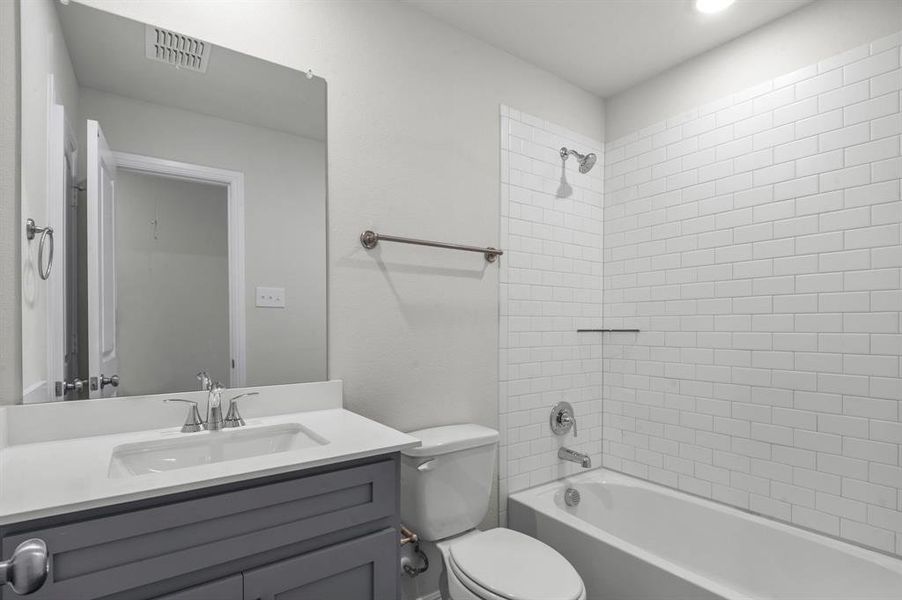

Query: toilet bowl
left=401, top=424, right=586, bottom=600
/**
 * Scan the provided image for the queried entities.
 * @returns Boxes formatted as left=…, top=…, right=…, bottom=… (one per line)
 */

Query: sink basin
left=108, top=423, right=328, bottom=478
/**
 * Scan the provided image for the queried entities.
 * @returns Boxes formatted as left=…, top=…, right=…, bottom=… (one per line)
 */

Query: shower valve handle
left=560, top=411, right=577, bottom=437
left=550, top=401, right=577, bottom=437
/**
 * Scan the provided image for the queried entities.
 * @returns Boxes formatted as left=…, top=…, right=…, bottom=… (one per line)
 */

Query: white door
left=45, top=101, right=68, bottom=401
left=87, top=120, right=120, bottom=398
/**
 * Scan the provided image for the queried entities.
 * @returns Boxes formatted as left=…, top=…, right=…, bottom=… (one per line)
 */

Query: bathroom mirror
left=20, top=1, right=327, bottom=402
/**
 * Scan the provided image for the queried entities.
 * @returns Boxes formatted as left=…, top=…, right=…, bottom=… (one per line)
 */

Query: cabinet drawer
left=243, top=528, right=398, bottom=600
left=1, top=458, right=397, bottom=600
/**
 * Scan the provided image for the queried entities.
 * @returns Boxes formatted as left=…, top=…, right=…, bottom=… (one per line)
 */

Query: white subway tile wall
left=603, top=33, right=902, bottom=555
left=499, top=106, right=604, bottom=524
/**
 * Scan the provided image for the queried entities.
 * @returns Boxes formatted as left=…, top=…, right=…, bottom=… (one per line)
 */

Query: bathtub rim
left=508, top=468, right=902, bottom=600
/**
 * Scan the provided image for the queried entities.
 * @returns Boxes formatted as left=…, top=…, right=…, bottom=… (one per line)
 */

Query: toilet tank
left=400, top=424, right=499, bottom=541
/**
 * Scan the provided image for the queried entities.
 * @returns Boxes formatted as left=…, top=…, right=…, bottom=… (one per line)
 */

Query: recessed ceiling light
left=695, top=0, right=736, bottom=14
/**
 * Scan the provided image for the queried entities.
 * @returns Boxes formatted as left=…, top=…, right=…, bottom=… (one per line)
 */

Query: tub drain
left=564, top=487, right=580, bottom=507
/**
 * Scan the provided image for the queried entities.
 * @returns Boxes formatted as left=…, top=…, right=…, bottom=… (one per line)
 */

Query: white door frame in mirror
left=111, top=151, right=247, bottom=388
left=27, top=75, right=79, bottom=405
left=47, top=100, right=78, bottom=400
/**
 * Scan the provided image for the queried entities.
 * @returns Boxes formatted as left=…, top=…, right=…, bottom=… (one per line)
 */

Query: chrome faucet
left=165, top=387, right=258, bottom=432
left=206, top=382, right=225, bottom=431
left=196, top=370, right=213, bottom=392
left=165, top=372, right=258, bottom=432
left=195, top=371, right=226, bottom=431
left=558, top=447, right=592, bottom=468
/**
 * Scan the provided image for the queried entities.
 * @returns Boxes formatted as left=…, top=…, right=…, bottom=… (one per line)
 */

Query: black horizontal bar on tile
left=577, top=329, right=640, bottom=333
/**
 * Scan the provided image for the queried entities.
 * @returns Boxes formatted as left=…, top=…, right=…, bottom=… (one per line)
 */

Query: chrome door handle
left=54, top=378, right=86, bottom=397
left=91, top=374, right=120, bottom=391
left=0, top=539, right=49, bottom=595
left=100, top=374, right=119, bottom=389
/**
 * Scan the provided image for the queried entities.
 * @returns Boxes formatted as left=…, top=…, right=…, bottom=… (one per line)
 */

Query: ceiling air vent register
left=145, top=25, right=211, bottom=73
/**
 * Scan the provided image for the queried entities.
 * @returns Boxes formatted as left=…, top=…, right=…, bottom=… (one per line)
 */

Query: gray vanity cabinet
left=155, top=576, right=243, bottom=600
left=242, top=528, right=397, bottom=600
left=0, top=455, right=400, bottom=600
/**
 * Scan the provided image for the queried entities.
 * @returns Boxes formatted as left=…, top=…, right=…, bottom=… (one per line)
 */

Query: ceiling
left=57, top=2, right=326, bottom=141
left=403, top=0, right=814, bottom=98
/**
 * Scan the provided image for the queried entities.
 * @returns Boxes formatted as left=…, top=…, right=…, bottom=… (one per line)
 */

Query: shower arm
left=560, top=147, right=580, bottom=161
left=559, top=146, right=596, bottom=173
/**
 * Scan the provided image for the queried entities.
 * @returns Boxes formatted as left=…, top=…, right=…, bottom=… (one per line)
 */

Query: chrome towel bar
left=360, top=230, right=503, bottom=262
left=577, top=329, right=640, bottom=333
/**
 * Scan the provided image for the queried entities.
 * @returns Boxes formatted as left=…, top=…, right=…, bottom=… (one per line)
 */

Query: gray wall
left=0, top=0, right=21, bottom=405
left=115, top=171, right=230, bottom=396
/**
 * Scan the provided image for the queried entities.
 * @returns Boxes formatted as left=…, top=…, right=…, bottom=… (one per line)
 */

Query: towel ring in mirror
left=25, top=218, right=54, bottom=281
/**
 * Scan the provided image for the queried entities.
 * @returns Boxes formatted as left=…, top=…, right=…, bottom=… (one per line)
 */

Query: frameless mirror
left=20, top=1, right=327, bottom=402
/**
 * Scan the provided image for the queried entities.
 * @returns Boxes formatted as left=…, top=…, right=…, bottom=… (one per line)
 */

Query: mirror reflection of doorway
left=77, top=118, right=247, bottom=398
left=114, top=171, right=230, bottom=396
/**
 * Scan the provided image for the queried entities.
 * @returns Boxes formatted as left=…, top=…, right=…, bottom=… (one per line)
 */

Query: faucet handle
left=165, top=399, right=205, bottom=433
left=224, top=392, right=259, bottom=428
left=561, top=411, right=577, bottom=437
left=550, top=401, right=577, bottom=437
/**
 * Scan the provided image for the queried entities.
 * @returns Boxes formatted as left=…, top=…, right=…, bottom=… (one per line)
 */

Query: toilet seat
left=447, top=528, right=584, bottom=600
left=449, top=560, right=511, bottom=600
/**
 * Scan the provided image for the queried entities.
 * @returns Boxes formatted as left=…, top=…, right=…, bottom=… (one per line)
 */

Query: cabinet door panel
left=243, top=528, right=397, bottom=600
left=1, top=458, right=396, bottom=600
left=154, top=575, right=242, bottom=600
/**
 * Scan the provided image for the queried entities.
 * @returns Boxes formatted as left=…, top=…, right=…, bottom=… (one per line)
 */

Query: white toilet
left=401, top=424, right=586, bottom=600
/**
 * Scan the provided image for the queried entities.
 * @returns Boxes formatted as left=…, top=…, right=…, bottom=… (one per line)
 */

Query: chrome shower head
left=560, top=147, right=597, bottom=174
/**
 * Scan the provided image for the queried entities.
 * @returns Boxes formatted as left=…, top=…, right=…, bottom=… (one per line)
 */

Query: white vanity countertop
left=0, top=381, right=420, bottom=525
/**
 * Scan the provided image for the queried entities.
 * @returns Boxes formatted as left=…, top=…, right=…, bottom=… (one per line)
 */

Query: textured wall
left=603, top=32, right=902, bottom=555
left=0, top=0, right=21, bottom=406
left=499, top=106, right=604, bottom=524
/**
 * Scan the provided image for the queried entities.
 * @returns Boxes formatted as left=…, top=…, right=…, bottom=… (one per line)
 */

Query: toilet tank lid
left=402, top=424, right=499, bottom=457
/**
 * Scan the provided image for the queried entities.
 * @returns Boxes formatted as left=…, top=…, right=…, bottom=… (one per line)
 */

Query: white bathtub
left=509, top=469, right=902, bottom=600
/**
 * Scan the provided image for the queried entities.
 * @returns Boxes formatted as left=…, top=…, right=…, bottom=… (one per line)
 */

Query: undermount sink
left=108, top=423, right=328, bottom=478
